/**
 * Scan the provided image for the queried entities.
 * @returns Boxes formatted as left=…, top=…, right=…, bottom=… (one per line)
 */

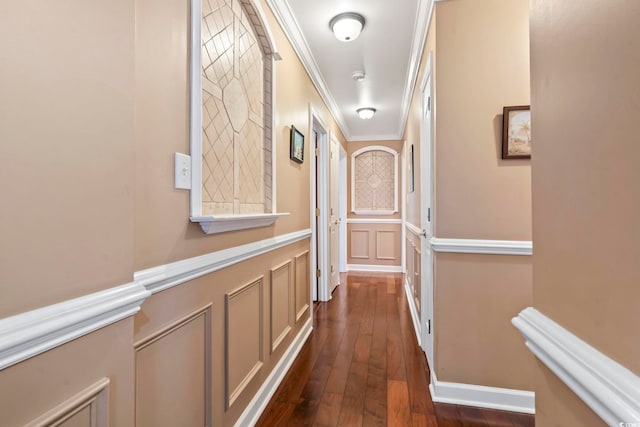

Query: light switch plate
left=174, top=153, right=191, bottom=190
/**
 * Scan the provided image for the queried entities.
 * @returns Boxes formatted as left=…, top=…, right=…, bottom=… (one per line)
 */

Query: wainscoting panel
left=25, top=378, right=109, bottom=427
left=348, top=223, right=402, bottom=270
left=294, top=251, right=310, bottom=321
left=270, top=262, right=292, bottom=353
left=376, top=230, right=397, bottom=260
left=350, top=230, right=370, bottom=259
left=413, top=244, right=421, bottom=314
left=134, top=306, right=212, bottom=427
left=225, top=278, right=263, bottom=408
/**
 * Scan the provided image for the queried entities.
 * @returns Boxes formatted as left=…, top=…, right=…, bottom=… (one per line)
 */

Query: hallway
left=256, top=273, right=534, bottom=426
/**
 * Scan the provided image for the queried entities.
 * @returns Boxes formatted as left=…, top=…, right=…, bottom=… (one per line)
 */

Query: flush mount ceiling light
left=329, top=13, right=365, bottom=42
left=352, top=70, right=366, bottom=82
left=357, top=107, right=376, bottom=120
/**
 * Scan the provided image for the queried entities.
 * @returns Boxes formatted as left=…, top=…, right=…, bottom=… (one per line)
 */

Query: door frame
left=309, top=104, right=331, bottom=302
left=419, top=52, right=435, bottom=367
left=338, top=144, right=348, bottom=273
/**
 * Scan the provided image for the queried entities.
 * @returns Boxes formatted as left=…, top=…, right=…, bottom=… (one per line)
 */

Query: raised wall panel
left=294, top=251, right=310, bottom=321
left=270, top=261, right=292, bottom=353
left=25, top=378, right=109, bottom=427
left=376, top=230, right=398, bottom=260
left=350, top=230, right=370, bottom=259
left=226, top=278, right=263, bottom=408
left=135, top=306, right=212, bottom=427
left=413, top=246, right=421, bottom=314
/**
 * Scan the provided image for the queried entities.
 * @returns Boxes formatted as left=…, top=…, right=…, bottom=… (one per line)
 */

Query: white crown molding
left=429, top=372, right=535, bottom=414
left=235, top=318, right=312, bottom=427
left=404, top=279, right=422, bottom=347
left=347, top=264, right=403, bottom=273
left=265, top=0, right=351, bottom=141
left=513, top=308, right=640, bottom=425
left=0, top=283, right=150, bottom=370
left=430, top=238, right=532, bottom=256
left=397, top=0, right=435, bottom=138
left=135, top=228, right=312, bottom=295
left=347, top=218, right=402, bottom=224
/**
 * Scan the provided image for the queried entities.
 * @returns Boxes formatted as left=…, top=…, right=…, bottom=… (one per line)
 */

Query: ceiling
left=266, top=0, right=433, bottom=142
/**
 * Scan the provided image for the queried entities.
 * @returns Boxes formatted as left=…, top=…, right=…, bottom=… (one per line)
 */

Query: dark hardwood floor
left=256, top=273, right=534, bottom=427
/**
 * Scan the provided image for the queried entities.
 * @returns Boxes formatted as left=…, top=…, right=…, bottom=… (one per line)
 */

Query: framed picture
left=502, top=105, right=531, bottom=159
left=290, top=125, right=304, bottom=163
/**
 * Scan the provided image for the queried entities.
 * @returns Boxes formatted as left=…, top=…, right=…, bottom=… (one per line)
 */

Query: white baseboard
left=513, top=307, right=640, bottom=425
left=235, top=318, right=312, bottom=427
left=347, top=264, right=403, bottom=273
left=403, top=279, right=421, bottom=347
left=429, top=372, right=535, bottom=414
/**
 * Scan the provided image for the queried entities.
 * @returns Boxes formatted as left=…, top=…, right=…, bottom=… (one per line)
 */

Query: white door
left=328, top=136, right=341, bottom=295
left=420, top=59, right=435, bottom=368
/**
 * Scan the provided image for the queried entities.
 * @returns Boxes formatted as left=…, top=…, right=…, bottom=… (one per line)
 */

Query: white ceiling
left=266, top=0, right=433, bottom=142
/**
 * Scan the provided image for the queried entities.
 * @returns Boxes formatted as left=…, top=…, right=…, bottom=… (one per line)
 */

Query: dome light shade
left=330, top=13, right=365, bottom=42
left=357, top=108, right=376, bottom=120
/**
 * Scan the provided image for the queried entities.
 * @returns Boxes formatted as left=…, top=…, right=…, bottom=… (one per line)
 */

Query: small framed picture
left=502, top=105, right=531, bottom=159
left=290, top=125, right=304, bottom=163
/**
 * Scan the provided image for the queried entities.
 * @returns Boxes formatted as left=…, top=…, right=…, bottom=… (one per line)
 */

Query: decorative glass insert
left=189, top=0, right=285, bottom=234
left=199, top=0, right=273, bottom=215
left=351, top=146, right=399, bottom=215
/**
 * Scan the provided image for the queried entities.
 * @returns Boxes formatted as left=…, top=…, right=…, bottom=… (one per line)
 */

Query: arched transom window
left=351, top=146, right=399, bottom=215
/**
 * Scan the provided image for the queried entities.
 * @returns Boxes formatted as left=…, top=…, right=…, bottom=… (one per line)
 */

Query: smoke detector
left=352, top=71, right=366, bottom=82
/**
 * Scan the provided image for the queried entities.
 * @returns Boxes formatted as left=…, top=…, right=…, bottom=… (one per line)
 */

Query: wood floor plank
left=256, top=273, right=535, bottom=427
left=387, top=379, right=413, bottom=426
left=313, top=392, right=343, bottom=427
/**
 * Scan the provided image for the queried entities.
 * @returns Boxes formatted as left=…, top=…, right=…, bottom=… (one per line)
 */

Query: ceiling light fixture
left=357, top=107, right=376, bottom=120
left=329, top=13, right=365, bottom=42
left=352, top=70, right=366, bottom=82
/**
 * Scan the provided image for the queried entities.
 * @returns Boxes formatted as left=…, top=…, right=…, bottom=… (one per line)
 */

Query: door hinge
left=427, top=319, right=431, bottom=334
left=315, top=208, right=320, bottom=217
left=427, top=207, right=431, bottom=222
left=315, top=147, right=320, bottom=156
left=428, top=96, right=431, bottom=111
left=316, top=269, right=321, bottom=278
left=331, top=265, right=335, bottom=273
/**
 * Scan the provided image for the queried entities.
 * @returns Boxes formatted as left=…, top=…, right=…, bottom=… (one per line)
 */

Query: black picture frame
left=290, top=125, right=304, bottom=163
left=502, top=105, right=531, bottom=159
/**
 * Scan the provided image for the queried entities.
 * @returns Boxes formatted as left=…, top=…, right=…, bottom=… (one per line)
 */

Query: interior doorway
left=419, top=53, right=435, bottom=367
left=310, top=107, right=329, bottom=302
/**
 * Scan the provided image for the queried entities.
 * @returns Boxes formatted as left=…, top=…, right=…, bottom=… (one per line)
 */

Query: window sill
left=191, top=213, right=290, bottom=235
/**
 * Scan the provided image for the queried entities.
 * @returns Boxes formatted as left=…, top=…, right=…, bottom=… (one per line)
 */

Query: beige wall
left=403, top=0, right=533, bottom=391
left=134, top=0, right=346, bottom=271
left=0, top=320, right=134, bottom=426
left=530, top=0, right=640, bottom=424
left=435, top=253, right=533, bottom=390
left=0, top=0, right=346, bottom=425
left=435, top=0, right=531, bottom=241
left=0, top=0, right=135, bottom=318
left=346, top=140, right=403, bottom=269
